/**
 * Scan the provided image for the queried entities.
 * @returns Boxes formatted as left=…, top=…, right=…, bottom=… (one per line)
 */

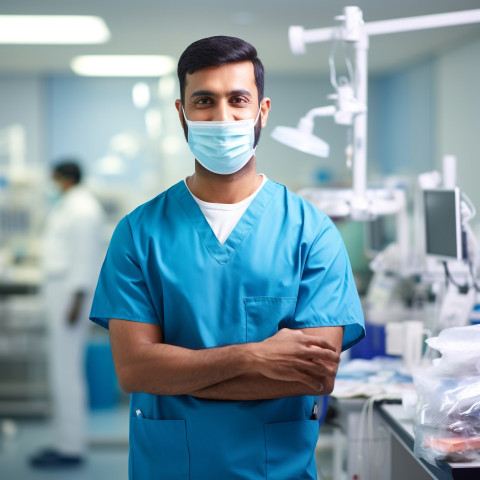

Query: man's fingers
left=275, top=328, right=338, bottom=351
left=258, top=328, right=341, bottom=386
left=300, top=333, right=338, bottom=352
left=299, top=340, right=340, bottom=363
left=292, top=357, right=338, bottom=381
left=304, top=358, right=339, bottom=377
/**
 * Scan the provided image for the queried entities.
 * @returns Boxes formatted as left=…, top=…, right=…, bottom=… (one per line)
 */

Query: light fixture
left=97, top=155, right=127, bottom=176
left=71, top=55, right=176, bottom=77
left=0, top=15, right=110, bottom=44
left=132, top=82, right=151, bottom=109
left=271, top=106, right=335, bottom=158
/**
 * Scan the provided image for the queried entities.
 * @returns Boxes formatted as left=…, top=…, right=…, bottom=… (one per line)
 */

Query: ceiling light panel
left=71, top=55, right=176, bottom=77
left=0, top=15, right=110, bottom=44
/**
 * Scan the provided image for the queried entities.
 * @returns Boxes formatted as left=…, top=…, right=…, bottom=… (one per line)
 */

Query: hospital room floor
left=0, top=406, right=337, bottom=480
left=0, top=405, right=130, bottom=480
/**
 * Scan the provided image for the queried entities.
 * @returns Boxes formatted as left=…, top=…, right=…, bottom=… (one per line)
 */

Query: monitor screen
left=364, top=215, right=396, bottom=257
left=423, top=188, right=462, bottom=260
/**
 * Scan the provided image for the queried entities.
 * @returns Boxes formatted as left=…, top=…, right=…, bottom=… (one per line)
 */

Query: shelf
left=0, top=381, right=49, bottom=397
left=0, top=399, right=50, bottom=417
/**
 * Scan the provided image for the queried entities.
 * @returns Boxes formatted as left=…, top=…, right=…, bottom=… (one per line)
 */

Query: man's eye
left=195, top=98, right=212, bottom=104
left=231, top=97, right=247, bottom=104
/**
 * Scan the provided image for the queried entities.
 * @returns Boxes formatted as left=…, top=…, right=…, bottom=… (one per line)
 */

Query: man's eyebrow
left=229, top=89, right=253, bottom=97
left=190, top=90, right=216, bottom=99
left=190, top=89, right=253, bottom=99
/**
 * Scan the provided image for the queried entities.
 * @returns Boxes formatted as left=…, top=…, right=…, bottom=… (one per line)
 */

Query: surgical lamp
left=272, top=6, right=480, bottom=224
left=271, top=106, right=334, bottom=158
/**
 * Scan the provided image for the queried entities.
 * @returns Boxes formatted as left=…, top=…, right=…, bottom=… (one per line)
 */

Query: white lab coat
left=42, top=185, right=105, bottom=455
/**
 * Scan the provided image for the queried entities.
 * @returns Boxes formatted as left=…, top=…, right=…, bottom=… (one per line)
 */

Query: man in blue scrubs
left=90, top=36, right=365, bottom=479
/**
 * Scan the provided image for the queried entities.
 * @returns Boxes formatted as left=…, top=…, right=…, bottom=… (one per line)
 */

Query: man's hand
left=252, top=328, right=341, bottom=394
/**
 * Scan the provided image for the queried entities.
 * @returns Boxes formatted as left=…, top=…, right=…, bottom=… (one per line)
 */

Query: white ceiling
left=1, top=0, right=480, bottom=76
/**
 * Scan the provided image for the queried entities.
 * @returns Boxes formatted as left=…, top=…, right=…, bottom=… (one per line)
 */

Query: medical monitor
left=423, top=187, right=463, bottom=261
left=364, top=215, right=396, bottom=258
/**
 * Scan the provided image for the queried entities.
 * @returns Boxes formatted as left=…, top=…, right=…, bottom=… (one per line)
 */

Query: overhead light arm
left=289, top=8, right=480, bottom=53
left=275, top=6, right=480, bottom=221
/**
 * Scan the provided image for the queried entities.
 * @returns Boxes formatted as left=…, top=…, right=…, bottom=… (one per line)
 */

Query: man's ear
left=260, top=97, right=271, bottom=128
left=175, top=99, right=185, bottom=128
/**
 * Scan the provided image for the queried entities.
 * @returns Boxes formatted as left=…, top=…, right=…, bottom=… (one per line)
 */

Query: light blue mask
left=182, top=107, right=261, bottom=175
left=46, top=181, right=63, bottom=205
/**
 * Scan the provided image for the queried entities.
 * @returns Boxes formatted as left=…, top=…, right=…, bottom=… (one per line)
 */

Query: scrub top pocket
left=244, top=297, right=297, bottom=343
left=130, top=417, right=189, bottom=480
left=265, top=420, right=319, bottom=480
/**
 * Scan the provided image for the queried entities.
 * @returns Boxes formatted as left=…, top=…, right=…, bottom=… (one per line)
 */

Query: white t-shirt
left=185, top=174, right=268, bottom=245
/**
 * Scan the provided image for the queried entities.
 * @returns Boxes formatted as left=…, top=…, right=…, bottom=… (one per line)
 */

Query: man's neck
left=186, top=159, right=263, bottom=204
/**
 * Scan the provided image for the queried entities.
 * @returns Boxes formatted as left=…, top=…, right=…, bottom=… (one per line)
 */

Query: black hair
left=177, top=35, right=264, bottom=105
left=53, top=160, right=82, bottom=185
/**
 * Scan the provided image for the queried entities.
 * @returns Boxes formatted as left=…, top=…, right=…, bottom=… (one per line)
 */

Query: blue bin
left=350, top=322, right=390, bottom=359
left=85, top=339, right=119, bottom=410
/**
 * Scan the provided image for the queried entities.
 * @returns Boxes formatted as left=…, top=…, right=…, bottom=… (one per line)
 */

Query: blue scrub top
left=90, top=179, right=365, bottom=480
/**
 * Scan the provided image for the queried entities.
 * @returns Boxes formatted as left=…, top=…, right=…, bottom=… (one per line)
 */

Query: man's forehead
left=184, top=61, right=256, bottom=96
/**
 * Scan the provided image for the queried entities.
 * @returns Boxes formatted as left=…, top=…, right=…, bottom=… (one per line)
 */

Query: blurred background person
left=30, top=160, right=105, bottom=468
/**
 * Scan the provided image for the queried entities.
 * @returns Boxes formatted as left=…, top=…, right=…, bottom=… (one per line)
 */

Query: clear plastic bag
left=427, top=324, right=480, bottom=375
left=413, top=325, right=480, bottom=464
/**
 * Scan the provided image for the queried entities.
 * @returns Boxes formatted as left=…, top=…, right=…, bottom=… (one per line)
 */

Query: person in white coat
left=30, top=161, right=105, bottom=468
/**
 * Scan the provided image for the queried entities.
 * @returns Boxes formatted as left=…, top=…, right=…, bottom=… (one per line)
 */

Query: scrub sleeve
left=90, top=216, right=160, bottom=329
left=291, top=215, right=365, bottom=351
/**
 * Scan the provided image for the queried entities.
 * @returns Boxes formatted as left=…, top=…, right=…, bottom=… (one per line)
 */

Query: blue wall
left=46, top=76, right=149, bottom=178
left=369, top=58, right=435, bottom=177
left=0, top=76, right=46, bottom=166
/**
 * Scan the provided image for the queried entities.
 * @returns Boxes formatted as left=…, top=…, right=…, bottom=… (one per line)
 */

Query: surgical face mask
left=182, top=107, right=261, bottom=175
left=46, top=181, right=63, bottom=204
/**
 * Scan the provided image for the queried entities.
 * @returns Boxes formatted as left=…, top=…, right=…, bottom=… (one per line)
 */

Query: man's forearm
left=114, top=340, right=257, bottom=396
left=191, top=372, right=329, bottom=401
left=111, top=320, right=341, bottom=398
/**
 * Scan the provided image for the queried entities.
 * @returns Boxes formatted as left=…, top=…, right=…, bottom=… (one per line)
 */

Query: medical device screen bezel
left=423, top=187, right=463, bottom=261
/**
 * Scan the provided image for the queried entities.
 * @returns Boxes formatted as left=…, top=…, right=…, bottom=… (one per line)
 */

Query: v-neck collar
left=171, top=179, right=280, bottom=264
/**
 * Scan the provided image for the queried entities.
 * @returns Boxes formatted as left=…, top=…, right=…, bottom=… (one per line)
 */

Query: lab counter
left=377, top=403, right=480, bottom=480
left=330, top=396, right=480, bottom=480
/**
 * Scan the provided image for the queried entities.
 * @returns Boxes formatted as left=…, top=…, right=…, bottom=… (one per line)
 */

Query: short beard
left=253, top=119, right=262, bottom=148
